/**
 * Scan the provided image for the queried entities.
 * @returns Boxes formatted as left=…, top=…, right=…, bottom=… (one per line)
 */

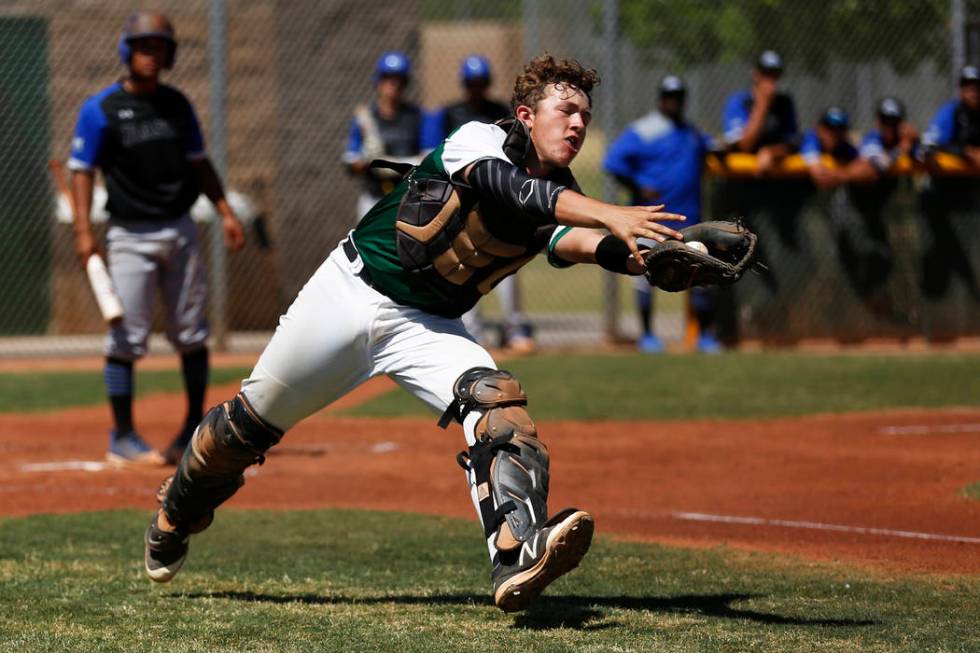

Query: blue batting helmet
left=117, top=11, right=177, bottom=69
left=374, top=51, right=411, bottom=82
left=460, top=55, right=492, bottom=83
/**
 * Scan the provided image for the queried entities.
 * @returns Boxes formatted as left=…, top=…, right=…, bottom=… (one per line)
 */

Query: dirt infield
left=1, top=378, right=978, bottom=575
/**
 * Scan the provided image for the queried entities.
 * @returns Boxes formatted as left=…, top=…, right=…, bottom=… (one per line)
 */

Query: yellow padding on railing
left=705, top=151, right=980, bottom=178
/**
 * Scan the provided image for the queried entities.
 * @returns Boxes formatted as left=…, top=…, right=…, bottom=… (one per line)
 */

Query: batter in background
left=343, top=51, right=436, bottom=220
left=426, top=55, right=536, bottom=352
left=144, top=55, right=688, bottom=612
left=604, top=75, right=720, bottom=353
left=68, top=11, right=244, bottom=466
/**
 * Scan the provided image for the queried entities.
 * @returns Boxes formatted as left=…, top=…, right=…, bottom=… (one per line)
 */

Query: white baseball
left=685, top=240, right=708, bottom=254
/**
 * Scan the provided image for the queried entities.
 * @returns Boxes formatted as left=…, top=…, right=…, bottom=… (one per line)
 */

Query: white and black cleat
left=491, top=508, right=594, bottom=612
left=144, top=511, right=189, bottom=583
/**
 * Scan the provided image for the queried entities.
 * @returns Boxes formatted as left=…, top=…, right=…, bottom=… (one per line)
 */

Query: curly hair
left=511, top=54, right=601, bottom=111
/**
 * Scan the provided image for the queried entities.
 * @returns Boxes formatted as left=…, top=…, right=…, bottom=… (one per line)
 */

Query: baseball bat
left=50, top=159, right=125, bottom=324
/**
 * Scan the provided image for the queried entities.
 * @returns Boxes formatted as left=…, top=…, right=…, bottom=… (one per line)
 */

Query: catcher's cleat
left=492, top=508, right=594, bottom=613
left=106, top=430, right=165, bottom=467
left=144, top=511, right=189, bottom=583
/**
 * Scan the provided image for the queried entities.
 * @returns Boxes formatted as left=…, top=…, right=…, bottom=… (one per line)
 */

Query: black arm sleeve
left=468, top=158, right=566, bottom=227
left=595, top=234, right=642, bottom=275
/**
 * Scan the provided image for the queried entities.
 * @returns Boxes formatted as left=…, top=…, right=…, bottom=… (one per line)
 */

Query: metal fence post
left=208, top=0, right=228, bottom=351
left=601, top=0, right=620, bottom=342
left=952, top=0, right=965, bottom=86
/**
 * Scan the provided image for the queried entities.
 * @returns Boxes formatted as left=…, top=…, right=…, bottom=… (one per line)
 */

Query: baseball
left=686, top=240, right=708, bottom=254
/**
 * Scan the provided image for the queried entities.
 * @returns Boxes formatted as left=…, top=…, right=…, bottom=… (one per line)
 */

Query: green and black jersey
left=351, top=121, right=577, bottom=318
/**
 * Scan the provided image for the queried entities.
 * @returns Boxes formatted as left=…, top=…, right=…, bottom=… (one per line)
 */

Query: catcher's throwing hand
left=643, top=220, right=758, bottom=291
left=602, top=204, right=685, bottom=265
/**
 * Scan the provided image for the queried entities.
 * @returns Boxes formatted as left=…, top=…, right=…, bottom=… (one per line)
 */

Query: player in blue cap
left=604, top=75, right=720, bottom=352
left=343, top=51, right=436, bottom=219
left=722, top=50, right=799, bottom=173
left=425, top=55, right=533, bottom=351
left=918, top=65, right=980, bottom=303
left=68, top=11, right=245, bottom=466
left=802, top=106, right=858, bottom=187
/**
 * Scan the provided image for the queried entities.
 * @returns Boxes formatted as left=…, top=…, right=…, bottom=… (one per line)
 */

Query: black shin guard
left=161, top=393, right=282, bottom=530
left=445, top=367, right=550, bottom=553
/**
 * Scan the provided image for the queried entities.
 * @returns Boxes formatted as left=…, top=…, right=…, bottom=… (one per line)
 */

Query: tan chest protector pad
left=394, top=175, right=532, bottom=291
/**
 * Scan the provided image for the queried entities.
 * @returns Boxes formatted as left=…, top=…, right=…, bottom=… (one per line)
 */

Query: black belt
left=342, top=237, right=375, bottom=287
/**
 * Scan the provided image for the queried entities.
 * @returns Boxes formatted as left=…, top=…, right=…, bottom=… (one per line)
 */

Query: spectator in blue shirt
left=801, top=106, right=858, bottom=188
left=343, top=51, right=436, bottom=219
left=811, top=99, right=919, bottom=314
left=922, top=65, right=980, bottom=165
left=918, top=65, right=980, bottom=304
left=722, top=50, right=799, bottom=174
left=604, top=75, right=721, bottom=353
left=424, top=55, right=534, bottom=353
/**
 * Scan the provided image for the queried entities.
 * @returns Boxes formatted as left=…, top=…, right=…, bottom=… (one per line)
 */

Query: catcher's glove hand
left=643, top=220, right=758, bottom=292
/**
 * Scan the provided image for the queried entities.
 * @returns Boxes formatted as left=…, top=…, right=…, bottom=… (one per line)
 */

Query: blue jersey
left=423, top=98, right=511, bottom=145
left=602, top=111, right=711, bottom=227
left=343, top=102, right=437, bottom=199
left=722, top=90, right=798, bottom=150
left=859, top=129, right=917, bottom=172
left=922, top=99, right=980, bottom=152
left=68, top=82, right=205, bottom=221
left=800, top=129, right=857, bottom=165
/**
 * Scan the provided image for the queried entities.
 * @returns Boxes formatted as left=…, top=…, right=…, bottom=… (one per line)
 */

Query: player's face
left=817, top=124, right=845, bottom=150
left=464, top=78, right=490, bottom=102
left=377, top=74, right=407, bottom=103
left=659, top=93, right=685, bottom=120
left=878, top=118, right=900, bottom=145
left=961, top=82, right=980, bottom=111
left=521, top=83, right=592, bottom=170
left=129, top=37, right=168, bottom=79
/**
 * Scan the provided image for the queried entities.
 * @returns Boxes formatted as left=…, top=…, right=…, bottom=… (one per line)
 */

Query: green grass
left=4, top=353, right=978, bottom=422
left=0, top=509, right=976, bottom=652
left=345, top=352, right=980, bottom=421
left=0, top=367, right=250, bottom=413
left=479, top=256, right=685, bottom=316
left=964, top=482, right=980, bottom=502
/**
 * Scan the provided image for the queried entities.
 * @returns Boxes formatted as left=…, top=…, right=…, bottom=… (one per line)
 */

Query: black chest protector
left=393, top=118, right=580, bottom=299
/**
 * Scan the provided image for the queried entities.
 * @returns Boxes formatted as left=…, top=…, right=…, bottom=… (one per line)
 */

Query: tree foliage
left=619, top=0, right=950, bottom=75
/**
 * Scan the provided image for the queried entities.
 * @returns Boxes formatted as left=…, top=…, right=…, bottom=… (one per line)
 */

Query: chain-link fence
left=1, top=0, right=978, bottom=356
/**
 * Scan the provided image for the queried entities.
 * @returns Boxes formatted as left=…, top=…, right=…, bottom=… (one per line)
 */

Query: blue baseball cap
left=374, top=51, right=411, bottom=81
left=820, top=105, right=850, bottom=129
left=876, top=97, right=905, bottom=120
left=961, top=64, right=980, bottom=85
left=757, top=50, right=784, bottom=73
left=659, top=74, right=686, bottom=95
left=460, top=55, right=492, bottom=82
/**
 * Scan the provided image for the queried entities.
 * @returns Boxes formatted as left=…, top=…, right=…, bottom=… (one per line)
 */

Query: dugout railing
left=702, top=151, right=980, bottom=345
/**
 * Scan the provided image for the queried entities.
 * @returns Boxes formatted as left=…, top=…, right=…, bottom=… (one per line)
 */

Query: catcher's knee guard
left=161, top=393, right=282, bottom=530
left=440, top=367, right=549, bottom=554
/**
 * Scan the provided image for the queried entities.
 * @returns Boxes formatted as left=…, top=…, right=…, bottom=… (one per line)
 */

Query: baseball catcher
left=144, top=54, right=758, bottom=614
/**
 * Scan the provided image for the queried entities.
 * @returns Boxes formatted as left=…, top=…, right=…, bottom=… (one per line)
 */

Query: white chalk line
left=877, top=423, right=980, bottom=435
left=15, top=442, right=400, bottom=476
left=19, top=460, right=109, bottom=473
left=671, top=511, right=980, bottom=545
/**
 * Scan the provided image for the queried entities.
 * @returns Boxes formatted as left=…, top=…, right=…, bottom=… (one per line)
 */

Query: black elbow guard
left=468, top=158, right=565, bottom=226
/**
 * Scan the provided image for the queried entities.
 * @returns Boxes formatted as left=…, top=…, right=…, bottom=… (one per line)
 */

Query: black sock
left=635, top=289, right=653, bottom=336
left=179, top=347, right=209, bottom=441
left=104, top=357, right=134, bottom=436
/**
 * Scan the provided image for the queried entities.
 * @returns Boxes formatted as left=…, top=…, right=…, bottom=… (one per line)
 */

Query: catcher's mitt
left=643, top=220, right=758, bottom=292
